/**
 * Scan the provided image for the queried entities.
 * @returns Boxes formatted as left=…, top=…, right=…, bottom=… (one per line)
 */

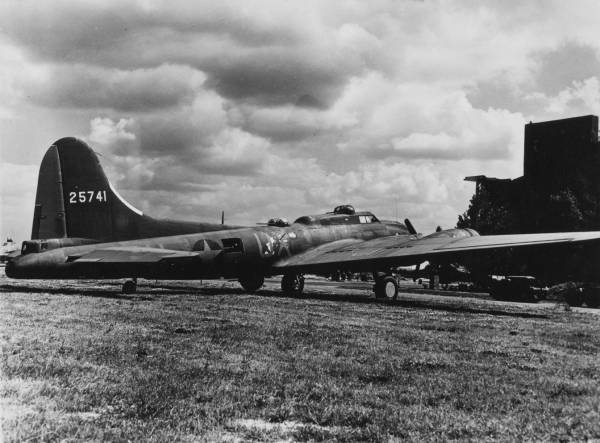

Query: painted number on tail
left=68, top=190, right=108, bottom=204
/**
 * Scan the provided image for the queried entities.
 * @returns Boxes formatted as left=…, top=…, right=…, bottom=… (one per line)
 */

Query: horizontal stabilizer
left=68, top=247, right=202, bottom=263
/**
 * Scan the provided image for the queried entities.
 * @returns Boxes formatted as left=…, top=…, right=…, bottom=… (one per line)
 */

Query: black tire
left=122, top=280, right=137, bottom=294
left=238, top=273, right=264, bottom=293
left=374, top=276, right=398, bottom=300
left=281, top=273, right=305, bottom=296
left=564, top=287, right=583, bottom=307
left=489, top=285, right=508, bottom=301
left=583, top=288, right=600, bottom=308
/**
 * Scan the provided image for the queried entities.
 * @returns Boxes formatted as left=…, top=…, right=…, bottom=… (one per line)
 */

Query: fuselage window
left=205, top=239, right=222, bottom=250
left=328, top=216, right=356, bottom=225
left=221, top=238, right=244, bottom=252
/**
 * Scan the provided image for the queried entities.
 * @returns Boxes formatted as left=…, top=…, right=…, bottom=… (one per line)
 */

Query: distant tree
left=543, top=189, right=584, bottom=231
left=457, top=184, right=599, bottom=282
left=457, top=186, right=519, bottom=235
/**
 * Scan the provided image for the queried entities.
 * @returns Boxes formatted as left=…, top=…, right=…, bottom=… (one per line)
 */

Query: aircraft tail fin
left=32, top=137, right=143, bottom=241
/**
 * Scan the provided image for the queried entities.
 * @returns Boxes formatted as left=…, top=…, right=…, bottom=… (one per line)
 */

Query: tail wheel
left=374, top=276, right=398, bottom=300
left=281, top=273, right=305, bottom=296
left=583, top=288, right=600, bottom=308
left=239, top=273, right=264, bottom=293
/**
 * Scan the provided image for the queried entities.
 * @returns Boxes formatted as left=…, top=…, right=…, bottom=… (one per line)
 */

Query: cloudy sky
left=1, top=0, right=600, bottom=241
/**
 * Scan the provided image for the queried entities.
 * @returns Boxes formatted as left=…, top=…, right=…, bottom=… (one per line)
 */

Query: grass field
left=1, top=277, right=600, bottom=441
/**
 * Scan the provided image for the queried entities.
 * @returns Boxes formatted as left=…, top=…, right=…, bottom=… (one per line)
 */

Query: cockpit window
left=21, top=241, right=41, bottom=255
left=360, top=215, right=379, bottom=223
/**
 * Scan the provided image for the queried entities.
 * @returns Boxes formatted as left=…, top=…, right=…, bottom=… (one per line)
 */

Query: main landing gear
left=584, top=287, right=600, bottom=308
left=281, top=273, right=305, bottom=296
left=122, top=278, right=137, bottom=294
left=238, top=272, right=265, bottom=293
left=373, top=273, right=398, bottom=300
left=566, top=285, right=600, bottom=308
left=238, top=272, right=304, bottom=296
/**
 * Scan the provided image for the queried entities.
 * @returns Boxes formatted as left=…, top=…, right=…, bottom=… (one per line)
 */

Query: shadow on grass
left=0, top=281, right=244, bottom=299
left=0, top=283, right=136, bottom=300
left=255, top=288, right=549, bottom=319
left=0, top=281, right=548, bottom=318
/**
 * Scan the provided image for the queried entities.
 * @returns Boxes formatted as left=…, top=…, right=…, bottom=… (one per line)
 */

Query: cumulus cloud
left=1, top=1, right=386, bottom=108
left=22, top=64, right=206, bottom=111
left=0, top=162, right=38, bottom=238
left=540, top=77, right=600, bottom=116
left=89, top=117, right=136, bottom=146
left=2, top=1, right=600, bottom=241
left=533, top=42, right=600, bottom=95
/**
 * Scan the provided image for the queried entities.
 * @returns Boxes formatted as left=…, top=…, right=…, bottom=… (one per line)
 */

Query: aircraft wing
left=273, top=231, right=600, bottom=273
left=67, top=246, right=203, bottom=263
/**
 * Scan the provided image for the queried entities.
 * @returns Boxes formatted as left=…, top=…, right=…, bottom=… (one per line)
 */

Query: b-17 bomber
left=6, top=138, right=600, bottom=305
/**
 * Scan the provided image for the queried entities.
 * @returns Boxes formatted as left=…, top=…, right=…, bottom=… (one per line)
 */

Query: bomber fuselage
left=6, top=212, right=409, bottom=280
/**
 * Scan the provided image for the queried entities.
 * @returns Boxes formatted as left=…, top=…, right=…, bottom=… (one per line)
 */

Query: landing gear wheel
left=564, top=287, right=583, bottom=307
left=238, top=273, right=264, bottom=293
left=374, top=276, right=398, bottom=300
left=281, top=273, right=305, bottom=296
left=122, top=279, right=137, bottom=294
left=583, top=288, right=600, bottom=308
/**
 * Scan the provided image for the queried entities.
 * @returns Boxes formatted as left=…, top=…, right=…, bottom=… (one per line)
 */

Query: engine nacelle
left=423, top=228, right=480, bottom=239
left=21, top=238, right=97, bottom=255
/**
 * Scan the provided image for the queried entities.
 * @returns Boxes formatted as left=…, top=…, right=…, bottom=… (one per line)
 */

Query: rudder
left=32, top=137, right=142, bottom=241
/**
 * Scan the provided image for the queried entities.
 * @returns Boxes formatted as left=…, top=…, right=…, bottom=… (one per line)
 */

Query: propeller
left=404, top=218, right=417, bottom=235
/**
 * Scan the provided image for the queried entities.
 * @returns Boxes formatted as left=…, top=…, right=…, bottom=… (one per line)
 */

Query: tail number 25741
left=68, top=190, right=108, bottom=204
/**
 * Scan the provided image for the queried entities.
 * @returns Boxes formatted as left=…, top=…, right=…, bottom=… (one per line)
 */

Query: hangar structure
left=463, top=115, right=600, bottom=234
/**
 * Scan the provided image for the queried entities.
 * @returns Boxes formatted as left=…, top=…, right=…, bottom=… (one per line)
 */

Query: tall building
left=462, top=115, right=600, bottom=233
left=524, top=115, right=599, bottom=189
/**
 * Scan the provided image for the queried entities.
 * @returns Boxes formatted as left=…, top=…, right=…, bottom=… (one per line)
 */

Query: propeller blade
left=413, top=262, right=420, bottom=282
left=404, top=218, right=417, bottom=235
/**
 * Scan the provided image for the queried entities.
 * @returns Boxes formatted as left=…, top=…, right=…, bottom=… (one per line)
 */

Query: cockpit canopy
left=267, top=217, right=290, bottom=227
left=294, top=209, right=379, bottom=226
left=333, top=204, right=355, bottom=215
